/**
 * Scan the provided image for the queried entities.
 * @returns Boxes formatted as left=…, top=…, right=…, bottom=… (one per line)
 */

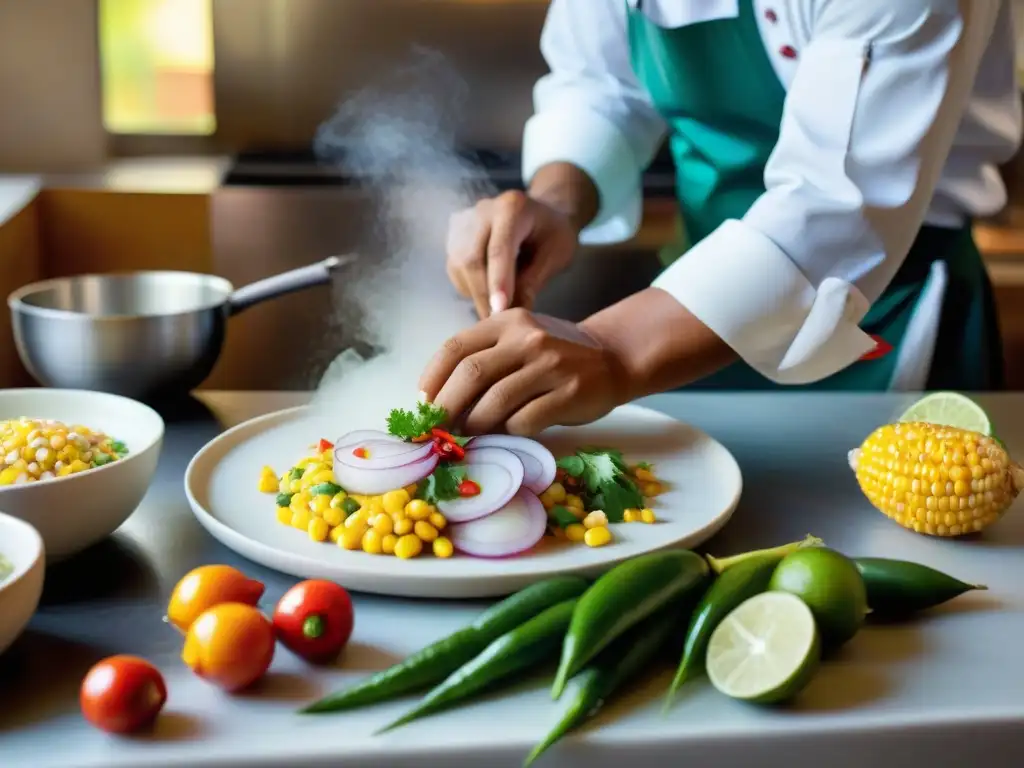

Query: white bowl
left=0, top=511, right=44, bottom=655
left=0, top=389, right=164, bottom=560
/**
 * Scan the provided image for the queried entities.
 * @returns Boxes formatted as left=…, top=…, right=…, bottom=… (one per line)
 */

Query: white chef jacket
left=522, top=0, right=1023, bottom=385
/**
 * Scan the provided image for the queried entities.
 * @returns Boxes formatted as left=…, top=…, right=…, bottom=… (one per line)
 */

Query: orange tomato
left=181, top=602, right=275, bottom=692
left=167, top=565, right=265, bottom=633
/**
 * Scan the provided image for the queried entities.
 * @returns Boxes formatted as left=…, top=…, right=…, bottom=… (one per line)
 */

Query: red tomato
left=272, top=580, right=353, bottom=664
left=80, top=655, right=167, bottom=734
left=317, top=438, right=334, bottom=453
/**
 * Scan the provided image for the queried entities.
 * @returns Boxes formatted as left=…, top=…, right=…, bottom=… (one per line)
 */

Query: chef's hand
left=418, top=308, right=628, bottom=436
left=447, top=191, right=578, bottom=319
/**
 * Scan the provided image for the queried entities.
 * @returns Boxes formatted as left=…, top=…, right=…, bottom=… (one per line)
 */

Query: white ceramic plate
left=185, top=403, right=742, bottom=599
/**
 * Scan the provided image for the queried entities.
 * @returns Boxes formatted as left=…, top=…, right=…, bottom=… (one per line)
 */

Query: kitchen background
left=1, top=0, right=1024, bottom=392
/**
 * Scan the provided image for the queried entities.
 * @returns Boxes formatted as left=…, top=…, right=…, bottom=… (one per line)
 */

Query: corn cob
left=849, top=422, right=1024, bottom=537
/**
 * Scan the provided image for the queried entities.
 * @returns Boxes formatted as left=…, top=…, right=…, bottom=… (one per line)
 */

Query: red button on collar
left=779, top=44, right=798, bottom=59
left=765, top=9, right=778, bottom=23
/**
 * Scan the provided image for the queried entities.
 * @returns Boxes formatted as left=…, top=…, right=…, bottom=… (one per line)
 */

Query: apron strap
left=886, top=259, right=948, bottom=392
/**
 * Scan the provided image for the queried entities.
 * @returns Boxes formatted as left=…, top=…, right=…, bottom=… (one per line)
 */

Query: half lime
left=897, top=392, right=991, bottom=436
left=705, top=591, right=820, bottom=704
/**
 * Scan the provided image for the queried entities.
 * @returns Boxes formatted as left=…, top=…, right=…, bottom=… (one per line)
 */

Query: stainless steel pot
left=8, top=256, right=350, bottom=400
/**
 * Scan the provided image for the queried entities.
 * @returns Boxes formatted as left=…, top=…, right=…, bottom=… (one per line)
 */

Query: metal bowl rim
left=7, top=271, right=236, bottom=321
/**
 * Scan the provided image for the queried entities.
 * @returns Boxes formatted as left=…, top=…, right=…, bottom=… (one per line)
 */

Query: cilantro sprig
left=387, top=402, right=448, bottom=441
left=418, top=464, right=467, bottom=504
left=556, top=448, right=643, bottom=523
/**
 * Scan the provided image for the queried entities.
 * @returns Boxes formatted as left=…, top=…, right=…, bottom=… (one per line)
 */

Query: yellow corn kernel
left=329, top=526, right=345, bottom=543
left=275, top=506, right=292, bottom=525
left=62, top=445, right=80, bottom=462
left=367, top=497, right=386, bottom=516
left=289, top=478, right=302, bottom=493
left=394, top=517, right=414, bottom=536
left=344, top=512, right=368, bottom=529
left=634, top=467, right=656, bottom=482
left=565, top=494, right=584, bottom=511
left=258, top=467, right=279, bottom=493
left=382, top=534, right=398, bottom=555
left=362, top=529, right=384, bottom=555
left=57, top=465, right=73, bottom=477
left=291, top=508, right=312, bottom=530
left=371, top=514, right=394, bottom=536
left=322, top=507, right=344, bottom=527
left=414, top=520, right=438, bottom=543
left=432, top=536, right=454, bottom=558
left=642, top=481, right=663, bottom=497
left=339, top=526, right=365, bottom=550
left=405, top=499, right=432, bottom=521
left=311, top=495, right=332, bottom=517
left=329, top=491, right=348, bottom=509
left=851, top=421, right=1024, bottom=537
left=349, top=494, right=369, bottom=508
left=308, top=517, right=330, bottom=542
left=382, top=489, right=411, bottom=515
left=68, top=459, right=90, bottom=474
left=290, top=492, right=311, bottom=515
left=640, top=508, right=657, bottom=524
left=428, top=511, right=447, bottom=530
left=394, top=534, right=423, bottom=559
left=623, top=508, right=640, bottom=523
left=565, top=523, right=586, bottom=542
left=539, top=482, right=567, bottom=508
left=278, top=477, right=291, bottom=494
left=390, top=509, right=407, bottom=525
left=309, top=469, right=334, bottom=486
left=584, top=526, right=613, bottom=547
left=583, top=510, right=608, bottom=529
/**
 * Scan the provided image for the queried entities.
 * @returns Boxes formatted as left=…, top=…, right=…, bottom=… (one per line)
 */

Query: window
left=98, top=0, right=215, bottom=135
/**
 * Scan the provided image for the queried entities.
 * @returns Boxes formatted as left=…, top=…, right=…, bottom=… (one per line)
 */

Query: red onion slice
left=437, top=447, right=525, bottom=523
left=464, top=435, right=556, bottom=495
left=334, top=429, right=401, bottom=448
left=448, top=489, right=547, bottom=558
left=335, top=438, right=434, bottom=470
left=332, top=452, right=439, bottom=496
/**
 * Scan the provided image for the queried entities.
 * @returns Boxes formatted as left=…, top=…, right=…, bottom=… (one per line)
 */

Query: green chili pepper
left=379, top=598, right=578, bottom=734
left=309, top=481, right=343, bottom=497
left=551, top=550, right=708, bottom=698
left=854, top=557, right=987, bottom=618
left=341, top=497, right=362, bottom=515
left=525, top=607, right=679, bottom=766
left=664, top=552, right=781, bottom=709
left=300, top=576, right=589, bottom=714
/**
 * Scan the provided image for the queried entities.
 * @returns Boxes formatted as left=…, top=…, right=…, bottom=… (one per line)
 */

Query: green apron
left=627, top=1, right=1005, bottom=391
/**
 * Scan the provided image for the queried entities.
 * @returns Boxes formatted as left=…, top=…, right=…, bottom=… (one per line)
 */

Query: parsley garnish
left=550, top=505, right=580, bottom=528
left=387, top=401, right=448, bottom=441
left=557, top=448, right=644, bottom=523
left=418, top=464, right=467, bottom=504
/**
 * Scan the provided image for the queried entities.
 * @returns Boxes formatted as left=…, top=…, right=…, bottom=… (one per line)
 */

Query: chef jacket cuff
left=522, top=109, right=643, bottom=246
left=652, top=219, right=878, bottom=384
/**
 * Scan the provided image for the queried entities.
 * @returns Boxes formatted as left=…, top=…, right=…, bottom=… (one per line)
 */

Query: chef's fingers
left=504, top=386, right=574, bottom=436
left=431, top=346, right=524, bottom=426
left=447, top=206, right=493, bottom=318
left=513, top=245, right=561, bottom=311
left=487, top=192, right=534, bottom=314
left=461, top=361, right=555, bottom=435
left=419, top=321, right=503, bottom=403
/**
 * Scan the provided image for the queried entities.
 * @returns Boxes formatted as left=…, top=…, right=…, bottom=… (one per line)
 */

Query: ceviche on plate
left=259, top=402, right=667, bottom=561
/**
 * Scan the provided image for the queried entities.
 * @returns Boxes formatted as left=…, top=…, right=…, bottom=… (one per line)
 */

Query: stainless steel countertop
left=2, top=391, right=1023, bottom=768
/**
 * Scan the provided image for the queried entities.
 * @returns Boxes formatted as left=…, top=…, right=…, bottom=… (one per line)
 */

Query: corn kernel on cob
left=0, top=418, right=127, bottom=485
left=849, top=421, right=1024, bottom=536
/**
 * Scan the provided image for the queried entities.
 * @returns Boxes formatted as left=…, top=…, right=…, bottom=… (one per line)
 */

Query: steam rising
left=310, top=48, right=493, bottom=428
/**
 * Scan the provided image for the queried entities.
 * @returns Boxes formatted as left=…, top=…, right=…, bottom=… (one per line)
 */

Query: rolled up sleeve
left=522, top=0, right=668, bottom=245
left=652, top=0, right=1001, bottom=384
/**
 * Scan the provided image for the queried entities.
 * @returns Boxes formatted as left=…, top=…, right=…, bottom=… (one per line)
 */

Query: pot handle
left=226, top=255, right=353, bottom=316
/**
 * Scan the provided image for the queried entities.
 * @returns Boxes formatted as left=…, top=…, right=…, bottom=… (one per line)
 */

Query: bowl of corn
left=0, top=389, right=164, bottom=560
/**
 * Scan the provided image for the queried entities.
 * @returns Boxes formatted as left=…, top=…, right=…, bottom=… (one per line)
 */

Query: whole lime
left=768, top=547, right=867, bottom=648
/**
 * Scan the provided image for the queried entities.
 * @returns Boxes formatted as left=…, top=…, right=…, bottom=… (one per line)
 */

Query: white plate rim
left=184, top=403, right=743, bottom=596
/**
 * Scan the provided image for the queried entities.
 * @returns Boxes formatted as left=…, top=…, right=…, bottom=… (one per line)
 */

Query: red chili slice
left=352, top=446, right=368, bottom=459
left=317, top=439, right=334, bottom=453
left=458, top=479, right=481, bottom=497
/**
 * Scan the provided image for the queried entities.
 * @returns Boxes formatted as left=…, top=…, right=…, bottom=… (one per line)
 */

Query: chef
left=422, top=0, right=1023, bottom=435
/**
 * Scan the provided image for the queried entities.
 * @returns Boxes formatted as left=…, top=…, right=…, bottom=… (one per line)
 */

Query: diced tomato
left=458, top=479, right=481, bottom=497
left=352, top=446, right=368, bottom=459
left=317, top=439, right=334, bottom=453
